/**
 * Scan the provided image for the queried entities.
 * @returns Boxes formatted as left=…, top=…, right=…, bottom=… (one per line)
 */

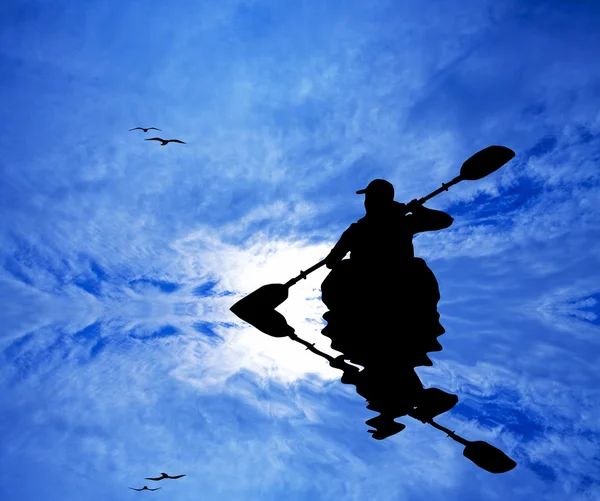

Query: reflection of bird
left=145, top=138, right=186, bottom=146
left=129, top=486, right=161, bottom=491
left=129, top=127, right=161, bottom=132
left=145, top=472, right=186, bottom=481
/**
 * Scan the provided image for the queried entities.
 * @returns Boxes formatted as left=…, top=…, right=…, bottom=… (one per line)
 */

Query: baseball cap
left=356, top=179, right=394, bottom=199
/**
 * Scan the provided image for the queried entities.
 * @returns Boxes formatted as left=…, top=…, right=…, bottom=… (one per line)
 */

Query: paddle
left=229, top=145, right=515, bottom=332
left=229, top=261, right=325, bottom=337
left=417, top=145, right=515, bottom=204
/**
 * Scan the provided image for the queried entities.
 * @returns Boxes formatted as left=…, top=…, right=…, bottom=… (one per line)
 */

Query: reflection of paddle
left=427, top=419, right=517, bottom=474
left=287, top=332, right=516, bottom=474
left=230, top=145, right=515, bottom=331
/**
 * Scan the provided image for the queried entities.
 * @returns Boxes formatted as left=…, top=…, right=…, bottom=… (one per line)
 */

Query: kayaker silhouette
left=230, top=146, right=518, bottom=472
left=321, top=179, right=458, bottom=439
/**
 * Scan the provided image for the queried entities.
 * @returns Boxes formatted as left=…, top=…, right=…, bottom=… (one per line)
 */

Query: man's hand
left=325, top=257, right=339, bottom=269
left=395, top=202, right=408, bottom=215
left=325, top=250, right=338, bottom=269
left=406, top=199, right=422, bottom=213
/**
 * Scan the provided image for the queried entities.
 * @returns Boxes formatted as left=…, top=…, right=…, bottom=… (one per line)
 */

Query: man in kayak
left=321, top=179, right=458, bottom=439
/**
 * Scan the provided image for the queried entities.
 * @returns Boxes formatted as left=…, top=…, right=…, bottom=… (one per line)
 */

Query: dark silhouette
left=129, top=127, right=161, bottom=132
left=229, top=146, right=517, bottom=473
left=320, top=179, right=457, bottom=439
left=145, top=137, right=186, bottom=146
left=129, top=486, right=161, bottom=491
left=145, top=472, right=186, bottom=481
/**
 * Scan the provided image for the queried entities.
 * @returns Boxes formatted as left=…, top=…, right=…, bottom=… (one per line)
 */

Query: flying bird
left=129, top=127, right=161, bottom=132
left=145, top=472, right=186, bottom=481
left=145, top=138, right=186, bottom=146
left=129, top=486, right=161, bottom=491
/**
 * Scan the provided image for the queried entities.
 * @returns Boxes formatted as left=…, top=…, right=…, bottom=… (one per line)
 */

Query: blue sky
left=1, top=0, right=599, bottom=499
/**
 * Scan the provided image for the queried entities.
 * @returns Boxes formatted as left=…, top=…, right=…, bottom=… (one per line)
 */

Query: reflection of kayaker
left=321, top=179, right=457, bottom=439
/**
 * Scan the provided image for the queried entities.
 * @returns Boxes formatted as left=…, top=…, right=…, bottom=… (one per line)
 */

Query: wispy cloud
left=1, top=0, right=600, bottom=499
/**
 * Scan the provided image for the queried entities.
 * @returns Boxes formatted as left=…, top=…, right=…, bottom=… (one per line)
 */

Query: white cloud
left=169, top=226, right=342, bottom=387
left=2, top=0, right=600, bottom=499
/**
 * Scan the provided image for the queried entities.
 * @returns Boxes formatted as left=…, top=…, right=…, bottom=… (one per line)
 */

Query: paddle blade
left=463, top=440, right=517, bottom=474
left=230, top=284, right=293, bottom=338
left=460, top=146, right=515, bottom=181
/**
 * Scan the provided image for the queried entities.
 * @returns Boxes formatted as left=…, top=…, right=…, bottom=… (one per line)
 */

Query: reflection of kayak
left=320, top=257, right=445, bottom=368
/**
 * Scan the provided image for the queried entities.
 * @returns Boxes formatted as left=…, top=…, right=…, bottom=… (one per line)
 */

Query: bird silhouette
left=129, top=127, right=161, bottom=132
left=145, top=472, right=186, bottom=481
left=145, top=138, right=186, bottom=146
left=129, top=486, right=161, bottom=491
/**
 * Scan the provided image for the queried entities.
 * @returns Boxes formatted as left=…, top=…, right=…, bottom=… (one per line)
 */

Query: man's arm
left=325, top=224, right=355, bottom=269
left=405, top=199, right=453, bottom=233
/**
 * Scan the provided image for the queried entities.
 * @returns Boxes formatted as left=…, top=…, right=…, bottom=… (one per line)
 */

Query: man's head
left=356, top=179, right=394, bottom=199
left=356, top=179, right=394, bottom=214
